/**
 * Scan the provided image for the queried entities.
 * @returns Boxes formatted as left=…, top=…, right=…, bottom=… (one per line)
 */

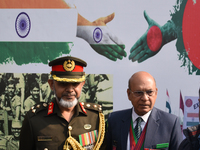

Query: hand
left=77, top=13, right=127, bottom=61
left=129, top=10, right=163, bottom=63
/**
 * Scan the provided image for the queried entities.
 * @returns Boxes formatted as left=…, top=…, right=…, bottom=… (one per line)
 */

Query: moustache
left=62, top=93, right=76, bottom=97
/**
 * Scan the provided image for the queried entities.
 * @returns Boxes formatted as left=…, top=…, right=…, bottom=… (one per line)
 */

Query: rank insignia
left=48, top=102, right=54, bottom=115
left=80, top=102, right=87, bottom=114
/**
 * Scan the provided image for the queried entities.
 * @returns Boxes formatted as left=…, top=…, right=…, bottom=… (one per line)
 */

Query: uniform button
left=44, top=148, right=48, bottom=150
left=86, top=104, right=90, bottom=107
left=68, top=126, right=72, bottom=130
left=43, top=103, right=47, bottom=107
left=32, top=109, right=36, bottom=113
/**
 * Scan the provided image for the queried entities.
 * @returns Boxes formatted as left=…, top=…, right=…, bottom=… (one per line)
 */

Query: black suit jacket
left=106, top=107, right=182, bottom=150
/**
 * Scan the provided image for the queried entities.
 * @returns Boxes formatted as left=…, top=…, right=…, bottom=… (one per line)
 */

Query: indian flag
left=186, top=113, right=199, bottom=126
left=0, top=0, right=77, bottom=65
left=77, top=24, right=126, bottom=61
left=165, top=89, right=171, bottom=114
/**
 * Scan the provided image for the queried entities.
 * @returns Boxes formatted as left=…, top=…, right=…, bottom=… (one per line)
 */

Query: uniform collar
left=46, top=98, right=87, bottom=117
left=76, top=102, right=87, bottom=116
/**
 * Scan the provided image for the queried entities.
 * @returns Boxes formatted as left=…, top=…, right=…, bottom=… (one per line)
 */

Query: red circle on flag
left=147, top=26, right=162, bottom=52
left=182, top=1, right=200, bottom=69
left=185, top=99, right=193, bottom=107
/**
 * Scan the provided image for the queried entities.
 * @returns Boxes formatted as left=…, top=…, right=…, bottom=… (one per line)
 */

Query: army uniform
left=19, top=56, right=106, bottom=150
left=19, top=98, right=105, bottom=150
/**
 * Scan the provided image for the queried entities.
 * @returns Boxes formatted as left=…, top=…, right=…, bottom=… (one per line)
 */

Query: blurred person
left=178, top=92, right=200, bottom=150
left=23, top=82, right=40, bottom=115
left=6, top=120, right=22, bottom=150
left=1, top=78, right=21, bottom=121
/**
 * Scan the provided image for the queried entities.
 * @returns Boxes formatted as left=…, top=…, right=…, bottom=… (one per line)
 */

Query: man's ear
left=48, top=79, right=54, bottom=91
left=127, top=88, right=131, bottom=101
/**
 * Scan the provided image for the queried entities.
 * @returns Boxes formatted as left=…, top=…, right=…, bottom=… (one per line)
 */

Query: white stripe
left=77, top=26, right=124, bottom=45
left=86, top=133, right=90, bottom=145
left=89, top=132, right=93, bottom=144
left=0, top=9, right=77, bottom=42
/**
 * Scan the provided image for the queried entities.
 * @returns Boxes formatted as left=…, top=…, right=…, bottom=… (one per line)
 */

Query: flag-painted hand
left=77, top=13, right=127, bottom=61
left=129, top=10, right=163, bottom=63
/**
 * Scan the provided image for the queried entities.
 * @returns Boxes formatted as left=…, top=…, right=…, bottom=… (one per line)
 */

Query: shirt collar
left=132, top=107, right=152, bottom=123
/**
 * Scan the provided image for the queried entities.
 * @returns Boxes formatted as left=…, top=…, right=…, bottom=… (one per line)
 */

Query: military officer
left=19, top=56, right=105, bottom=150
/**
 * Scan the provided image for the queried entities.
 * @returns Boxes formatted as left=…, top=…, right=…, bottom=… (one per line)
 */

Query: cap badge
left=63, top=60, right=75, bottom=71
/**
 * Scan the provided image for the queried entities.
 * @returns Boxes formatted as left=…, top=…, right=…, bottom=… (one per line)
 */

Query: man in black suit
left=106, top=71, right=182, bottom=150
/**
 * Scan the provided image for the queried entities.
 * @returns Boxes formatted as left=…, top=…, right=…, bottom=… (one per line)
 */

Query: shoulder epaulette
left=28, top=102, right=48, bottom=117
left=80, top=102, right=102, bottom=113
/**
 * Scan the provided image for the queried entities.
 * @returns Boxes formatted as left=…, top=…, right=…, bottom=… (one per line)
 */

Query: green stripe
left=0, top=42, right=72, bottom=65
left=79, top=135, right=83, bottom=146
left=186, top=122, right=199, bottom=126
left=141, top=143, right=144, bottom=150
left=94, top=130, right=97, bottom=142
left=156, top=143, right=169, bottom=148
left=131, top=119, right=137, bottom=143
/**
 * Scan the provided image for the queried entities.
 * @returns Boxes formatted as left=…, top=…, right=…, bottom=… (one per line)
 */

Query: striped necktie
left=134, top=117, right=143, bottom=141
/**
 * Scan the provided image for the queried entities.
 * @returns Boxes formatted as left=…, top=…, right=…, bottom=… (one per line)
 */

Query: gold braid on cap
left=52, top=75, right=85, bottom=82
left=63, top=112, right=105, bottom=150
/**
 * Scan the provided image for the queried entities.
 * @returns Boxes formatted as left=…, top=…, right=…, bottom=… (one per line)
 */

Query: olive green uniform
left=19, top=98, right=105, bottom=150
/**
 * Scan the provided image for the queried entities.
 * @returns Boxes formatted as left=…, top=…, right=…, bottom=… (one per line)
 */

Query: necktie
left=134, top=117, right=143, bottom=141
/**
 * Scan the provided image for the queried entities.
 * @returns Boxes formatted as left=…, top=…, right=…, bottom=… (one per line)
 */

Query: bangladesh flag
left=0, top=0, right=77, bottom=65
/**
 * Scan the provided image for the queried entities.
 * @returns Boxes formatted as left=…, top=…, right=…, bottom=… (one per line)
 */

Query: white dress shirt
left=126, top=107, right=152, bottom=150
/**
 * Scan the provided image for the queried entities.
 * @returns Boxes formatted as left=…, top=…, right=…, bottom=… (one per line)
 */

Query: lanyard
left=130, top=118, right=148, bottom=150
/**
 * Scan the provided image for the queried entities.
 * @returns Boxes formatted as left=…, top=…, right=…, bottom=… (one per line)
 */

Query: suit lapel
left=121, top=108, right=132, bottom=150
left=144, top=108, right=160, bottom=148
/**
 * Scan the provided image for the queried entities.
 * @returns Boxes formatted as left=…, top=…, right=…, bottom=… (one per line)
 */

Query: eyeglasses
left=129, top=89, right=157, bottom=97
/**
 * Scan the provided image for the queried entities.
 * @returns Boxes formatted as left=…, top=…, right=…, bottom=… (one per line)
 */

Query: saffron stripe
left=92, top=131, right=95, bottom=142
left=187, top=113, right=199, bottom=117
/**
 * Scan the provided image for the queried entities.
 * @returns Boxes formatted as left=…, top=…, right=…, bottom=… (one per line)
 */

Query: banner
left=183, top=96, right=199, bottom=129
left=1, top=0, right=200, bottom=148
